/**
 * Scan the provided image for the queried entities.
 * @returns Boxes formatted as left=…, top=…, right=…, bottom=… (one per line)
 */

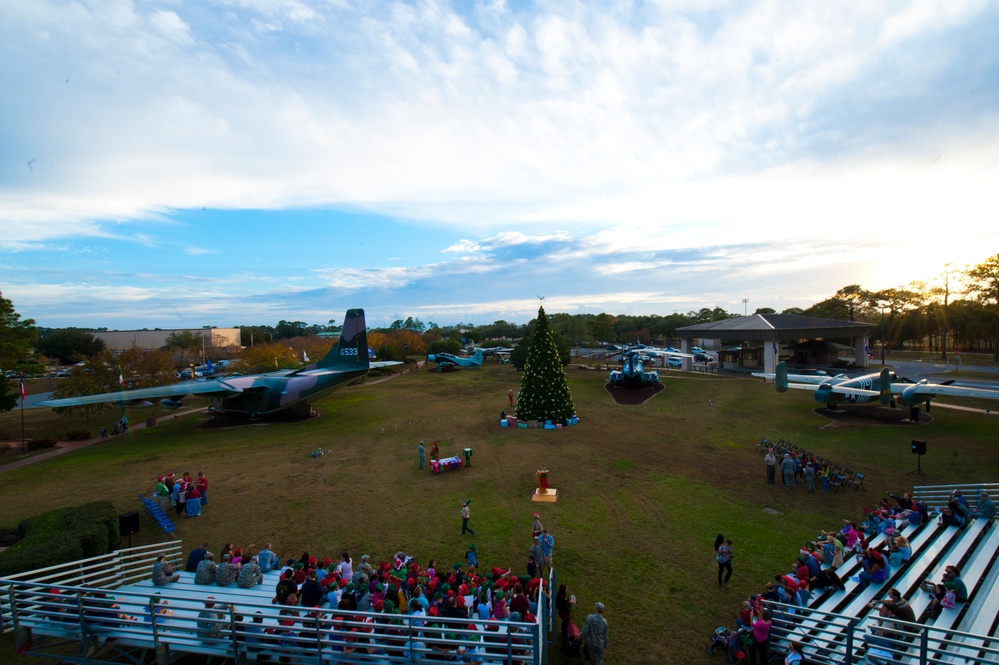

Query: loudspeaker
left=119, top=512, right=140, bottom=537
left=911, top=440, right=927, bottom=456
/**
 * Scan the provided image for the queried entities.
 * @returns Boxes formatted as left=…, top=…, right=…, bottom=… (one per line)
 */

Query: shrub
left=27, top=438, right=58, bottom=450
left=0, top=501, right=120, bottom=576
left=66, top=430, right=91, bottom=441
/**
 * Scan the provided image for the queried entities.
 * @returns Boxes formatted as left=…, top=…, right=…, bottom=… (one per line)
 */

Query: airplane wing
left=370, top=361, right=403, bottom=369
left=751, top=372, right=833, bottom=385
left=889, top=381, right=999, bottom=401
left=38, top=380, right=243, bottom=408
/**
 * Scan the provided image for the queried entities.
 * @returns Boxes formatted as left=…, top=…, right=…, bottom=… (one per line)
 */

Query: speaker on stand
left=119, top=512, right=140, bottom=548
left=908, top=440, right=927, bottom=478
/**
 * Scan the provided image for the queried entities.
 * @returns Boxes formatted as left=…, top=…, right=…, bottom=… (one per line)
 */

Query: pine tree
left=515, top=305, right=576, bottom=423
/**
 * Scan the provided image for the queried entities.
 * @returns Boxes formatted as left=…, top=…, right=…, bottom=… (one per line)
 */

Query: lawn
left=1, top=363, right=997, bottom=664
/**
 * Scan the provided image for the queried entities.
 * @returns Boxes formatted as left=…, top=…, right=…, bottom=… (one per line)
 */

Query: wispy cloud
left=1, top=1, right=997, bottom=327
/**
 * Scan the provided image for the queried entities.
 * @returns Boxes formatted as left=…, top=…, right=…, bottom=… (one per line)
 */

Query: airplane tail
left=775, top=362, right=788, bottom=393
left=472, top=349, right=483, bottom=365
left=317, top=309, right=370, bottom=370
left=879, top=368, right=892, bottom=405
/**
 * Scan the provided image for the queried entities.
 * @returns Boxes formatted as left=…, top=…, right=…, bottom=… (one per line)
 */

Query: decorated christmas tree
left=515, top=305, right=576, bottom=423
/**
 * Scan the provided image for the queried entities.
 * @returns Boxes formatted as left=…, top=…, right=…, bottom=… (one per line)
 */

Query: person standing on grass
left=780, top=454, right=796, bottom=489
left=748, top=608, right=771, bottom=665
left=581, top=602, right=609, bottom=665
left=196, top=471, right=209, bottom=505
left=155, top=476, right=170, bottom=513
left=765, top=448, right=777, bottom=484
left=418, top=441, right=426, bottom=469
left=716, top=537, right=733, bottom=587
left=539, top=528, right=554, bottom=573
left=461, top=499, right=475, bottom=536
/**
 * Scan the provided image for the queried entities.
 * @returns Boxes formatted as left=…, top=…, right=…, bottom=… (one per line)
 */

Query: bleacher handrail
left=0, top=540, right=181, bottom=635
left=765, top=600, right=999, bottom=665
left=914, top=482, right=999, bottom=511
left=2, top=580, right=543, bottom=664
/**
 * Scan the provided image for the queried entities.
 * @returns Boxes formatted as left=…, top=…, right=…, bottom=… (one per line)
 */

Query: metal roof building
left=675, top=314, right=875, bottom=373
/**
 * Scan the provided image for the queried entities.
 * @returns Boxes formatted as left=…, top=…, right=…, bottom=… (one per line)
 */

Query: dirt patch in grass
left=817, top=404, right=934, bottom=428
left=605, top=382, right=665, bottom=405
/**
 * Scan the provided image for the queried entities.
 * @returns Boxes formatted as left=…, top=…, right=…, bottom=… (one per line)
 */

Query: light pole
left=880, top=306, right=887, bottom=367
left=742, top=298, right=749, bottom=316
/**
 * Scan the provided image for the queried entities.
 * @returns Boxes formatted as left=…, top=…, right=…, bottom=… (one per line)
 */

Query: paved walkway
left=0, top=407, right=208, bottom=474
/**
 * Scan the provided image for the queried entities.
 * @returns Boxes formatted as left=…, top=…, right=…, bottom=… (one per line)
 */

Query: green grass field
left=1, top=363, right=997, bottom=664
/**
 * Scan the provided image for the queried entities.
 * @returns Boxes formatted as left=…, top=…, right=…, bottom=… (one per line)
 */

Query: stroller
left=706, top=626, right=749, bottom=664
left=564, top=621, right=584, bottom=664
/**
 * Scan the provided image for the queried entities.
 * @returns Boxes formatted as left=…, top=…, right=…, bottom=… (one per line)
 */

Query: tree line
left=2, top=254, right=998, bottom=412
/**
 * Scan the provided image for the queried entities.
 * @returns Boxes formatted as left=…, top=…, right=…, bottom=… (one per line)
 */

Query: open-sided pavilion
left=675, top=314, right=876, bottom=374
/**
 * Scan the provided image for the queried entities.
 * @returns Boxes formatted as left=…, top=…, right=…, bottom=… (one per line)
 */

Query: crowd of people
left=152, top=471, right=209, bottom=518
left=727, top=487, right=995, bottom=664
left=143, top=508, right=609, bottom=662
left=764, top=447, right=837, bottom=493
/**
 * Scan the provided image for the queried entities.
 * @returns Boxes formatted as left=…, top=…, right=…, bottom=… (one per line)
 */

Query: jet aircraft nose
left=427, top=355, right=436, bottom=363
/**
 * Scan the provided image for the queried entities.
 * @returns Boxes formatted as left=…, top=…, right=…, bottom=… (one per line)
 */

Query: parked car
left=666, top=357, right=683, bottom=368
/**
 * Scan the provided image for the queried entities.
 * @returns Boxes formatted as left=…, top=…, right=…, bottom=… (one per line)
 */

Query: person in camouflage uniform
left=237, top=556, right=263, bottom=588
left=581, top=602, right=609, bottom=665
left=195, top=553, right=217, bottom=585
left=529, top=537, right=545, bottom=579
left=197, top=598, right=228, bottom=639
left=215, top=554, right=240, bottom=586
left=151, top=554, right=180, bottom=586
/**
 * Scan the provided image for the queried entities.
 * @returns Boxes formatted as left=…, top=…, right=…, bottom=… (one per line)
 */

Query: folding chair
left=835, top=469, right=855, bottom=493
left=848, top=472, right=866, bottom=492
left=829, top=474, right=846, bottom=493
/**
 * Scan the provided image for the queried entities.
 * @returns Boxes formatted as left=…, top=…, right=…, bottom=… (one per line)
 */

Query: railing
left=0, top=540, right=182, bottom=634
left=914, top=483, right=999, bottom=512
left=765, top=600, right=999, bottom=665
left=3, top=583, right=542, bottom=664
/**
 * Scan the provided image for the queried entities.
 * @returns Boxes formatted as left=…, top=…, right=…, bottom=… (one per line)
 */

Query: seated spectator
left=237, top=555, right=263, bottom=588
left=938, top=501, right=965, bottom=528
left=275, top=569, right=298, bottom=605
left=925, top=565, right=968, bottom=619
left=257, top=543, right=279, bottom=573
left=784, top=640, right=804, bottom=665
left=197, top=597, right=229, bottom=639
left=971, top=492, right=996, bottom=520
left=809, top=568, right=845, bottom=592
left=152, top=554, right=180, bottom=586
left=195, top=553, right=218, bottom=585
left=300, top=569, right=324, bottom=607
left=185, top=542, right=210, bottom=572
left=888, top=533, right=911, bottom=567
left=857, top=548, right=889, bottom=592
left=215, top=554, right=240, bottom=587
left=871, top=588, right=916, bottom=625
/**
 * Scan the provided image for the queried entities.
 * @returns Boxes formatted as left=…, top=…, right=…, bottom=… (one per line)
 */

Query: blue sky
left=2, top=0, right=997, bottom=330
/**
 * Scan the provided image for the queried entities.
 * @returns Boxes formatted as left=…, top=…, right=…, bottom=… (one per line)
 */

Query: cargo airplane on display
left=39, top=309, right=400, bottom=419
left=753, top=362, right=999, bottom=420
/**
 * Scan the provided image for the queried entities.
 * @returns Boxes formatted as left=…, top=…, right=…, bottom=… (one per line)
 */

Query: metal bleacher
left=1, top=541, right=548, bottom=665
left=766, top=482, right=999, bottom=665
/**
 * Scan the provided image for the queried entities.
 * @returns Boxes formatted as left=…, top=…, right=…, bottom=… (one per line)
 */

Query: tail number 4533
left=340, top=348, right=358, bottom=356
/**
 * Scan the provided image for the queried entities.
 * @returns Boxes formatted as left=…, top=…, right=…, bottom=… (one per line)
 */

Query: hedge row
left=0, top=501, right=120, bottom=577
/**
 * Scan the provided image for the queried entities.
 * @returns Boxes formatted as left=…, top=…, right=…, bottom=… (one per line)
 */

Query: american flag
left=20, top=375, right=26, bottom=401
